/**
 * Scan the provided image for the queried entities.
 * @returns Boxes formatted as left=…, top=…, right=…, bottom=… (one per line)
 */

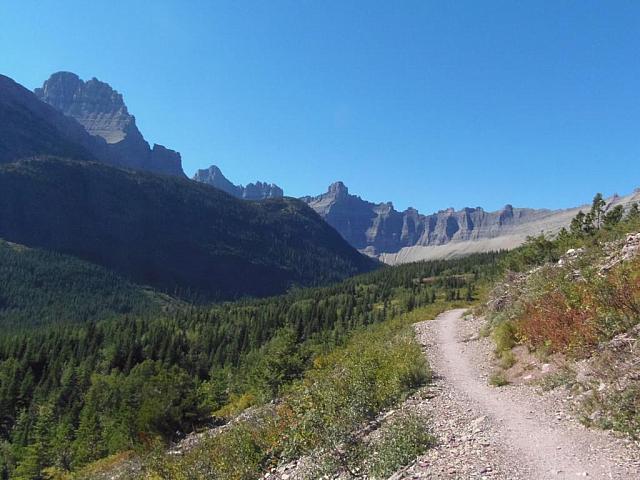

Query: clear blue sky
left=1, top=1, right=639, bottom=212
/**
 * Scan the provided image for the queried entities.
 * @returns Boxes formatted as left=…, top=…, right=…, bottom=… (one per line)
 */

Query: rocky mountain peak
left=35, top=72, right=184, bottom=177
left=193, top=165, right=237, bottom=194
left=193, top=164, right=283, bottom=200
left=328, top=181, right=349, bottom=197
left=35, top=72, right=131, bottom=144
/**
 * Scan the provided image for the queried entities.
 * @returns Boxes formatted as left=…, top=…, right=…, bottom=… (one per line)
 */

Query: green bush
left=367, top=411, right=435, bottom=479
left=492, top=321, right=517, bottom=354
left=489, top=371, right=509, bottom=387
left=499, top=350, right=516, bottom=369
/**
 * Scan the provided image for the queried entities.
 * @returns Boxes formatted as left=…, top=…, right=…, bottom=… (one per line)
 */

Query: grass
left=537, top=368, right=576, bottom=392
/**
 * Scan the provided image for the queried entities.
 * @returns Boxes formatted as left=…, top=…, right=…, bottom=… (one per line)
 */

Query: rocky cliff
left=302, top=182, right=640, bottom=264
left=35, top=72, right=184, bottom=176
left=193, top=165, right=283, bottom=200
left=0, top=74, right=110, bottom=165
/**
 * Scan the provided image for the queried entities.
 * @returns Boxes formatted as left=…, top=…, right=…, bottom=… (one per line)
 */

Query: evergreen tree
left=570, top=211, right=586, bottom=235
left=590, top=193, right=606, bottom=229
left=603, top=205, right=624, bottom=229
left=627, top=202, right=640, bottom=223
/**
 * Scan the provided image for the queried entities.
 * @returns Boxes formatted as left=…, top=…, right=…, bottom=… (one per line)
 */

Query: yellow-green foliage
left=492, top=320, right=517, bottom=354
left=367, top=411, right=435, bottom=479
left=213, top=393, right=257, bottom=419
left=488, top=371, right=509, bottom=387
left=142, top=304, right=451, bottom=480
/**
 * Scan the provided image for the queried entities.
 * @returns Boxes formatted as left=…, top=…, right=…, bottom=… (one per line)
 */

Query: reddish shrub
left=517, top=290, right=598, bottom=354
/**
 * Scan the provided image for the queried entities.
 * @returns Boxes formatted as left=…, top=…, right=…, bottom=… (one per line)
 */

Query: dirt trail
left=404, top=309, right=640, bottom=479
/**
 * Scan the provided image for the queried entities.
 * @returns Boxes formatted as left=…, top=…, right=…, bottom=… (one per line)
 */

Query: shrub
left=518, top=289, right=598, bottom=354
left=492, top=321, right=517, bottom=353
left=581, top=386, right=640, bottom=439
left=489, top=372, right=509, bottom=387
left=499, top=350, right=516, bottom=369
left=538, top=368, right=576, bottom=391
left=367, top=412, right=435, bottom=479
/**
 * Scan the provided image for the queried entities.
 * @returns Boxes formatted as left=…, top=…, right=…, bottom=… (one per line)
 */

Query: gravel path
left=403, top=309, right=640, bottom=480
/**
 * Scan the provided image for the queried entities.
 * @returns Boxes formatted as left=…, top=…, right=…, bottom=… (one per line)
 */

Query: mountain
left=0, top=157, right=375, bottom=301
left=35, top=72, right=184, bottom=176
left=0, top=73, right=108, bottom=164
left=193, top=164, right=283, bottom=200
left=302, top=182, right=640, bottom=264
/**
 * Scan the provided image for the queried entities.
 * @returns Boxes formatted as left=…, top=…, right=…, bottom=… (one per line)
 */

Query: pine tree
left=72, top=408, right=104, bottom=468
left=570, top=211, right=586, bottom=235
left=603, top=205, right=624, bottom=229
left=13, top=404, right=55, bottom=480
left=626, top=202, right=640, bottom=223
left=590, top=193, right=606, bottom=229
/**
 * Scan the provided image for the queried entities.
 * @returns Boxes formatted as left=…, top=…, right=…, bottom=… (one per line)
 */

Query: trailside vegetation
left=0, top=252, right=502, bottom=479
left=142, top=306, right=445, bottom=480
left=489, top=195, right=640, bottom=354
left=486, top=195, right=640, bottom=437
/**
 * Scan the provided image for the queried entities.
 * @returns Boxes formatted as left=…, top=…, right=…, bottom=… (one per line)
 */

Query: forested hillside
left=0, top=252, right=502, bottom=479
left=0, top=240, right=171, bottom=328
left=0, top=157, right=376, bottom=302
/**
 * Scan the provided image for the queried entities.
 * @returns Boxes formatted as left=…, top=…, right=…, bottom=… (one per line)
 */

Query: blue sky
left=1, top=1, right=639, bottom=212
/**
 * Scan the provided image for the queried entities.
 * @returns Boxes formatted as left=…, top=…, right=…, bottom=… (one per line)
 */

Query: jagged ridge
left=302, top=182, right=640, bottom=263
left=193, top=164, right=283, bottom=200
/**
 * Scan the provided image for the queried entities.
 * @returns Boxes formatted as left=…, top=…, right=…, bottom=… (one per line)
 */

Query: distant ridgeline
left=302, top=181, right=640, bottom=263
left=193, top=165, right=283, bottom=201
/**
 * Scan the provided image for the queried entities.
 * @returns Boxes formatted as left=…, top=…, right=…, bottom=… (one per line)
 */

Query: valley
left=1, top=12, right=640, bottom=477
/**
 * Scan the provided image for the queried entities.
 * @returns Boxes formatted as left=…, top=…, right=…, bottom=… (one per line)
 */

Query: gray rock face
left=302, top=182, right=640, bottom=263
left=193, top=165, right=283, bottom=200
left=0, top=73, right=110, bottom=165
left=35, top=72, right=184, bottom=176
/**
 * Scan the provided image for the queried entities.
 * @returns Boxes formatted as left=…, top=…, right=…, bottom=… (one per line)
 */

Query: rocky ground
left=402, top=309, right=640, bottom=480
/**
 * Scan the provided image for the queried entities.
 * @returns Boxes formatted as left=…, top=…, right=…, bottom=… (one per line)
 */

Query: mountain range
left=0, top=73, right=375, bottom=301
left=2, top=69, right=637, bottom=276
left=301, top=181, right=640, bottom=264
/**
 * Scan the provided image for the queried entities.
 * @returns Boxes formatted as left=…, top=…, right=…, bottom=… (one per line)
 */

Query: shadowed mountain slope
left=0, top=73, right=105, bottom=164
left=0, top=157, right=376, bottom=301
